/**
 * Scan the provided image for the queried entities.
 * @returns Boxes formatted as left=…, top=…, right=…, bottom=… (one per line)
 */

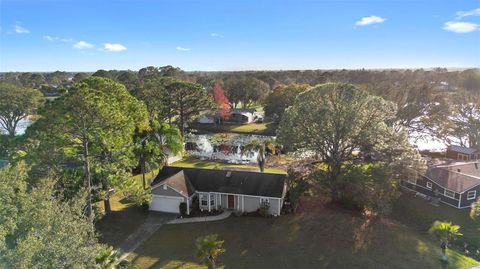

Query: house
left=402, top=161, right=480, bottom=209
left=446, top=145, right=479, bottom=161
left=149, top=166, right=287, bottom=216
left=230, top=108, right=256, bottom=123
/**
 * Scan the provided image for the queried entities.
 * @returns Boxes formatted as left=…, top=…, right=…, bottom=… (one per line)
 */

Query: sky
left=0, top=0, right=479, bottom=72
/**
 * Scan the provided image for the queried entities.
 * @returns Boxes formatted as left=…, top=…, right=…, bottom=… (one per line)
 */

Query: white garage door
left=150, top=195, right=183, bottom=213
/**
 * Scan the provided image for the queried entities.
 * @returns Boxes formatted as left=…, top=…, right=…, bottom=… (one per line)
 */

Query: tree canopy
left=0, top=83, right=44, bottom=137
left=264, top=83, right=310, bottom=120
left=278, top=83, right=422, bottom=202
left=25, top=77, right=149, bottom=219
left=0, top=163, right=102, bottom=268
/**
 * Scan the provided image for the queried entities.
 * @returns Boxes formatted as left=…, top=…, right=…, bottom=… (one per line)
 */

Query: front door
left=227, top=195, right=235, bottom=209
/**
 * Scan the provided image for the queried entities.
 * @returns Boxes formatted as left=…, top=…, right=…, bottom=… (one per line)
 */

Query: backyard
left=170, top=157, right=286, bottom=174
left=126, top=195, right=479, bottom=269
left=189, top=121, right=277, bottom=136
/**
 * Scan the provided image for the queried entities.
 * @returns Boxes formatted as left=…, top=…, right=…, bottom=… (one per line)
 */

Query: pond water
left=0, top=118, right=32, bottom=136
left=184, top=131, right=451, bottom=165
left=184, top=133, right=273, bottom=164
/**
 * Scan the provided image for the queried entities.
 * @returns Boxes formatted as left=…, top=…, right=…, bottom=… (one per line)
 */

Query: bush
left=258, top=202, right=271, bottom=217
left=179, top=202, right=187, bottom=216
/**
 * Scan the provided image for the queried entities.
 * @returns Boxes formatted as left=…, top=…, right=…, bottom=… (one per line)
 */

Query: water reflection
left=185, top=133, right=272, bottom=164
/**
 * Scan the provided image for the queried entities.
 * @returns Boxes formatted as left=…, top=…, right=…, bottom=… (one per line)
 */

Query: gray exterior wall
left=401, top=177, right=460, bottom=208
left=459, top=185, right=480, bottom=208
left=152, top=184, right=185, bottom=198
left=196, top=192, right=283, bottom=216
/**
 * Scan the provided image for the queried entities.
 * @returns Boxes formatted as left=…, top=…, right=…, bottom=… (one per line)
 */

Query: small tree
left=195, top=234, right=226, bottom=269
left=428, top=221, right=462, bottom=262
left=95, top=246, right=130, bottom=269
left=471, top=197, right=480, bottom=221
left=242, top=139, right=276, bottom=172
left=212, top=82, right=231, bottom=123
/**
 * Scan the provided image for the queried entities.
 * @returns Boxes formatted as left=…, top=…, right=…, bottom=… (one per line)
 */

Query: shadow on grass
left=96, top=205, right=149, bottom=248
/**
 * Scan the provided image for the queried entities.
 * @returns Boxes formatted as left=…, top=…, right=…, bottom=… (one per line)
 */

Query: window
left=200, top=194, right=208, bottom=206
left=444, top=190, right=455, bottom=199
left=162, top=184, right=168, bottom=190
left=210, top=194, right=215, bottom=206
left=260, top=198, right=270, bottom=206
left=467, top=190, right=477, bottom=200
left=426, top=182, right=432, bottom=190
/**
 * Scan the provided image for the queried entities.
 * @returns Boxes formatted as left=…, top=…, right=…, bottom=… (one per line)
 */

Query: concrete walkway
left=119, top=212, right=176, bottom=260
left=167, top=211, right=232, bottom=224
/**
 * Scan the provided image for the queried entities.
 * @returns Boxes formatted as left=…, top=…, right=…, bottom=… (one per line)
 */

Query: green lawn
left=190, top=121, right=277, bottom=136
left=392, top=192, right=480, bottom=253
left=95, top=171, right=158, bottom=246
left=128, top=197, right=478, bottom=269
left=170, top=158, right=286, bottom=174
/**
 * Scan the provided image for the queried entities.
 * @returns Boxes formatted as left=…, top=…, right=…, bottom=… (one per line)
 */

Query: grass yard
left=190, top=121, right=278, bottom=136
left=128, top=197, right=479, bottom=269
left=170, top=157, right=286, bottom=174
left=95, top=170, right=158, bottom=247
left=392, top=192, right=480, bottom=253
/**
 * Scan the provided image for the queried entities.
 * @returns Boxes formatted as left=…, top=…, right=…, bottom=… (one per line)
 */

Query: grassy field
left=170, top=158, right=286, bottom=174
left=190, top=121, right=277, bottom=136
left=128, top=196, right=478, bottom=269
left=392, top=192, right=480, bottom=253
left=95, top=170, right=159, bottom=246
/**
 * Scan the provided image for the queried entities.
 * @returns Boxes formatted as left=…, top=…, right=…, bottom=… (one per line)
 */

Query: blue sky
left=0, top=0, right=479, bottom=71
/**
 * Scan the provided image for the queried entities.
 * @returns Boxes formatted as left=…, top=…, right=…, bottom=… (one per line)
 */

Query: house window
left=444, top=190, right=455, bottom=199
left=467, top=190, right=477, bottom=200
left=200, top=194, right=208, bottom=206
left=260, top=198, right=270, bottom=206
left=163, top=184, right=168, bottom=190
left=426, top=182, right=432, bottom=190
left=210, top=194, right=215, bottom=206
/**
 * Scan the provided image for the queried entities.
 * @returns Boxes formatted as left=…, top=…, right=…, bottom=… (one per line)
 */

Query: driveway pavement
left=119, top=212, right=176, bottom=260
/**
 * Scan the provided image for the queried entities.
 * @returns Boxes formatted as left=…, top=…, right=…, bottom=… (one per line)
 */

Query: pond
left=0, top=118, right=32, bottom=136
left=184, top=133, right=274, bottom=164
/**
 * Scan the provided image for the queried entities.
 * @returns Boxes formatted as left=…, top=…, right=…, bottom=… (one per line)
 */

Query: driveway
left=119, top=212, right=176, bottom=260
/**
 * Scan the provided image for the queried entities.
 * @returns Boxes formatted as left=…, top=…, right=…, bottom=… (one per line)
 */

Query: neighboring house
left=230, top=108, right=256, bottom=123
left=150, top=166, right=287, bottom=216
left=402, top=161, right=480, bottom=209
left=446, top=145, right=479, bottom=161
left=197, top=108, right=264, bottom=124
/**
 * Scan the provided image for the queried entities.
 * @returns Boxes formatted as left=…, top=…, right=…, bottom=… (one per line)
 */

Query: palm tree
left=95, top=246, right=130, bottom=269
left=195, top=234, right=226, bottom=269
left=134, top=120, right=183, bottom=189
left=242, top=139, right=277, bottom=172
left=428, top=221, right=463, bottom=262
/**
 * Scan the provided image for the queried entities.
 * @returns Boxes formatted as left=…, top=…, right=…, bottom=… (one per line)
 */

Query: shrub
left=258, top=202, right=271, bottom=217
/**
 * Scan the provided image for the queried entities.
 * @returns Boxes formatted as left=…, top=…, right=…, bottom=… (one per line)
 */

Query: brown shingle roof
left=425, top=162, right=480, bottom=193
left=152, top=170, right=195, bottom=197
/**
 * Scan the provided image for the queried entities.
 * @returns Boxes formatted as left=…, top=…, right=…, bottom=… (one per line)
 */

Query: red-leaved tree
left=212, top=82, right=231, bottom=122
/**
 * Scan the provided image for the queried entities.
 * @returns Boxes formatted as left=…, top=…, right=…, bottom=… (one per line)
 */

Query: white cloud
left=73, top=41, right=94, bottom=49
left=43, top=35, right=55, bottom=41
left=443, top=21, right=478, bottom=33
left=14, top=25, right=30, bottom=34
left=456, top=8, right=480, bottom=19
left=355, top=15, right=386, bottom=26
left=176, top=46, right=191, bottom=51
left=210, top=33, right=224, bottom=38
left=104, top=43, right=127, bottom=52
left=44, top=35, right=74, bottom=42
